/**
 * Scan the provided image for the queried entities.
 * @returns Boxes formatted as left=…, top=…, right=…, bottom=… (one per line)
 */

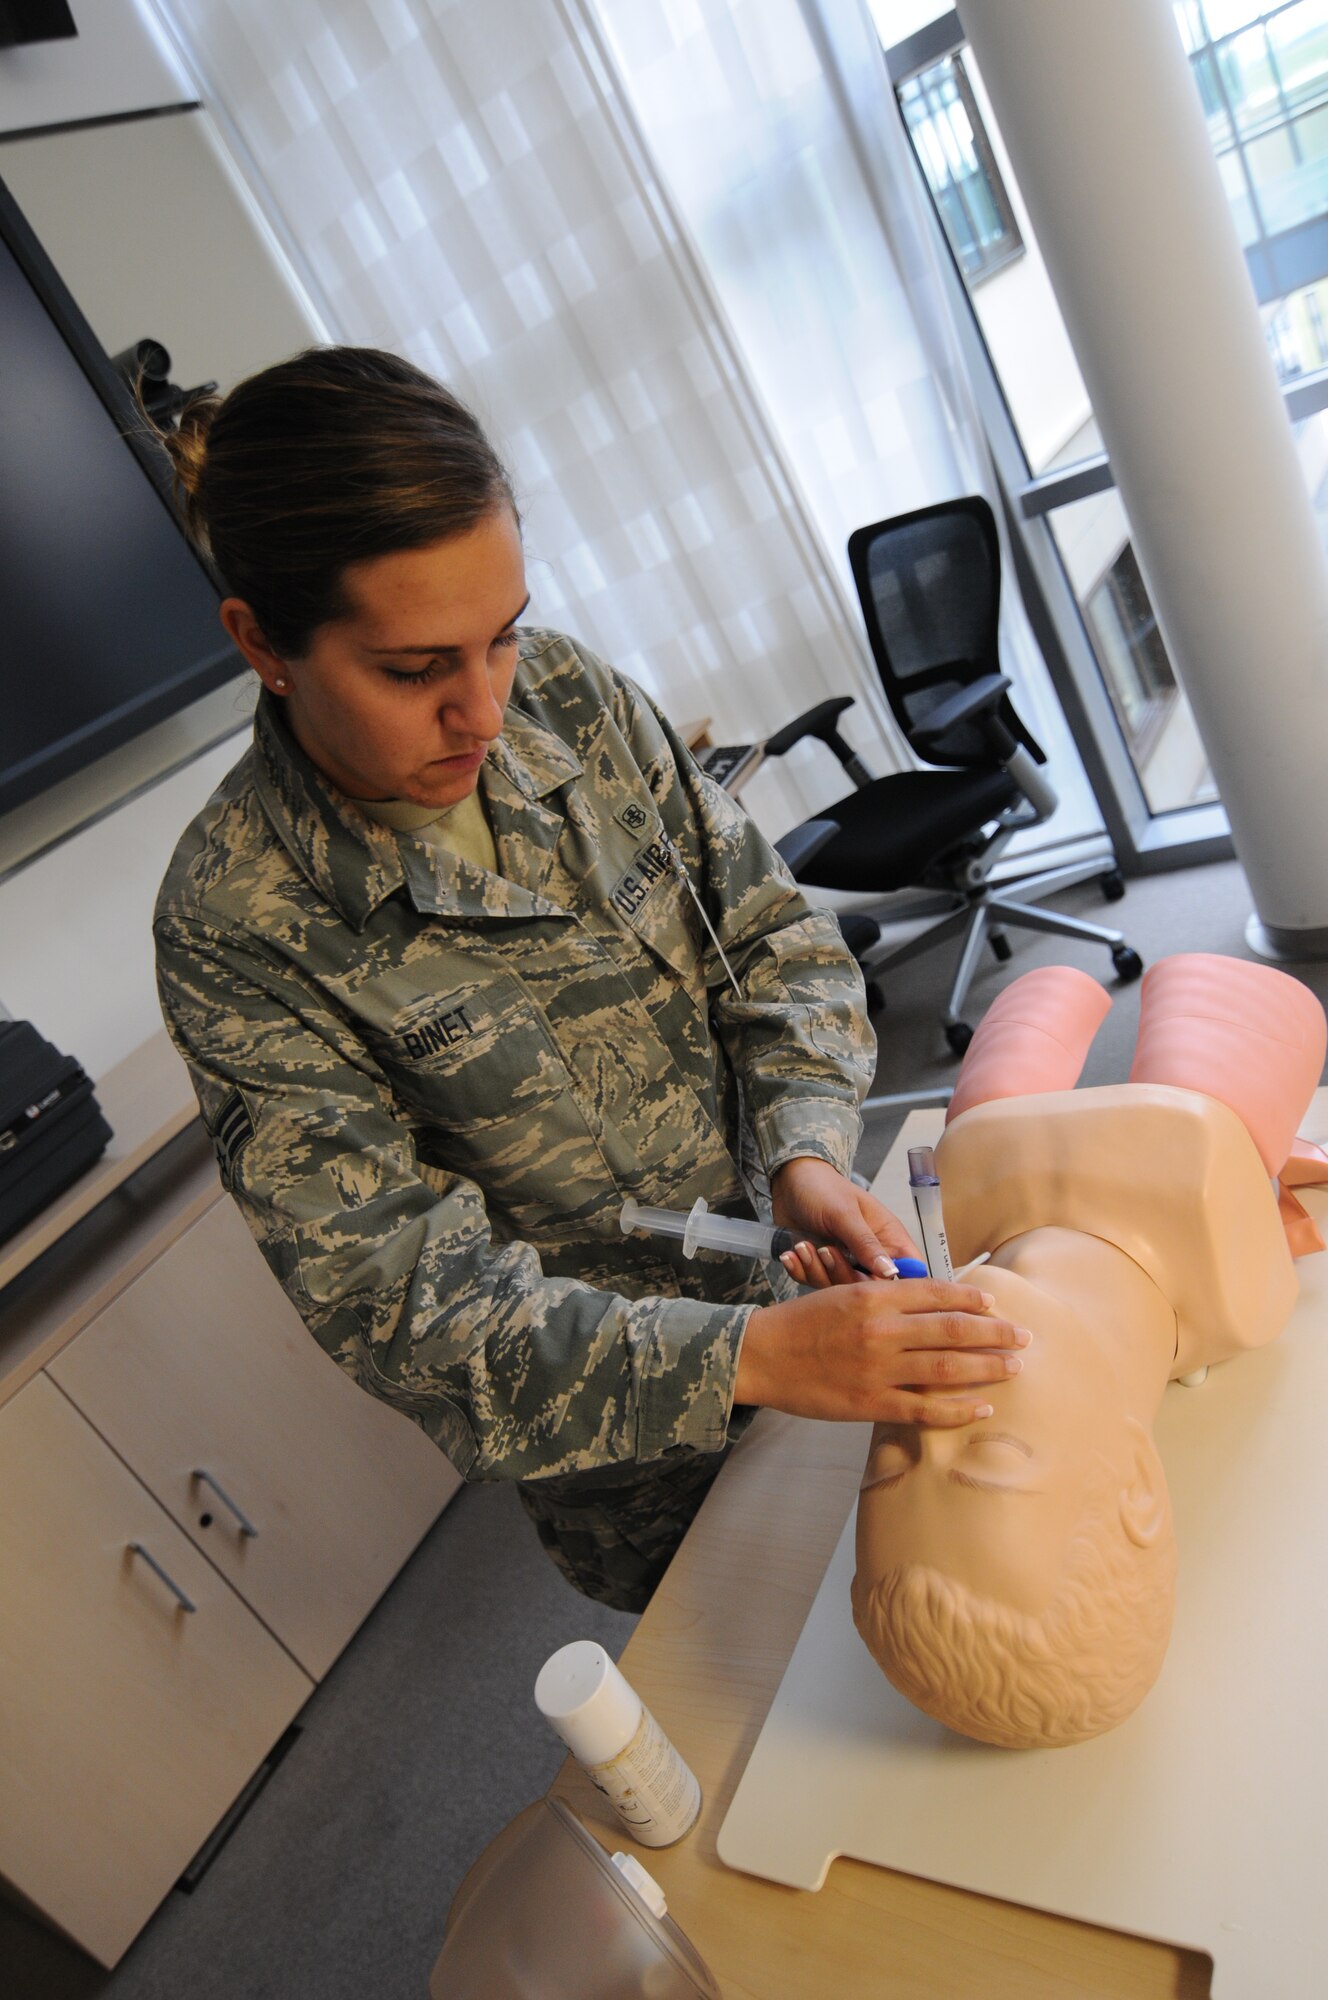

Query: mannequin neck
left=992, top=1227, right=1177, bottom=1421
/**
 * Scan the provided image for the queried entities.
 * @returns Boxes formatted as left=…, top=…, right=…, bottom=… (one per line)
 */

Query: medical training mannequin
left=852, top=953, right=1328, bottom=1750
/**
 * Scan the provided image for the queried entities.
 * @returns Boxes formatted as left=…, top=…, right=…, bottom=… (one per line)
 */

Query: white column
left=958, top=0, right=1328, bottom=957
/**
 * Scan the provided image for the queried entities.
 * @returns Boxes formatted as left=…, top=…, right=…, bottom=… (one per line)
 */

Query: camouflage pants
left=517, top=1444, right=736, bottom=1614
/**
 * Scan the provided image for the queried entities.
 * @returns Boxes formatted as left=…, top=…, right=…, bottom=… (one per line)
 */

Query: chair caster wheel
left=1111, top=944, right=1144, bottom=983
left=989, top=930, right=1013, bottom=963
left=1101, top=868, right=1126, bottom=903
left=945, top=1020, right=974, bottom=1057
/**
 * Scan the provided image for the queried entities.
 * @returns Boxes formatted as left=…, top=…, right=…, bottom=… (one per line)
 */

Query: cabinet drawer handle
left=128, top=1541, right=197, bottom=1613
left=192, top=1468, right=260, bottom=1538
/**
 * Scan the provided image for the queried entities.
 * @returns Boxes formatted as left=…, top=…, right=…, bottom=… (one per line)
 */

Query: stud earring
left=274, top=677, right=288, bottom=690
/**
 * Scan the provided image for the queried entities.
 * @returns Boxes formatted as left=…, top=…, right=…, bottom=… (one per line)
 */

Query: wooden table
left=550, top=1111, right=1213, bottom=1999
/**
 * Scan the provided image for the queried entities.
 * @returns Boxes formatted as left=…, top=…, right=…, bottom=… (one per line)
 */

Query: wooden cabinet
left=0, top=1376, right=313, bottom=1967
left=0, top=1032, right=462, bottom=1966
left=50, top=1195, right=458, bottom=1680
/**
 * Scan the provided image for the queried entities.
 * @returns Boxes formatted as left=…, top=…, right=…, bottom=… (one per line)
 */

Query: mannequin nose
left=915, top=1425, right=966, bottom=1470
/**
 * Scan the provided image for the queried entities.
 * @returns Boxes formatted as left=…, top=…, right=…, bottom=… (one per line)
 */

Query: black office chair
left=740, top=497, right=1141, bottom=1056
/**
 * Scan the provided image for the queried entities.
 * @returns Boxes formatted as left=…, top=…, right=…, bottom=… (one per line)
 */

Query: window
left=897, top=53, right=1022, bottom=284
left=1179, top=0, right=1328, bottom=373
left=1085, top=545, right=1181, bottom=757
left=883, top=8, right=1225, bottom=837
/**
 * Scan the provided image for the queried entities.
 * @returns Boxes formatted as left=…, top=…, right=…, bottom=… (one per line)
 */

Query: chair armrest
left=910, top=673, right=1011, bottom=757
left=764, top=697, right=856, bottom=759
left=774, top=818, right=840, bottom=875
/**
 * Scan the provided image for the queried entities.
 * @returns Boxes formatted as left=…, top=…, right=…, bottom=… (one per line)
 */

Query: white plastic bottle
left=534, top=1640, right=702, bottom=1848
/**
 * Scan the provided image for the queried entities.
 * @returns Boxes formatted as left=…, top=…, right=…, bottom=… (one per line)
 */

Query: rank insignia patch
left=211, top=1089, right=255, bottom=1187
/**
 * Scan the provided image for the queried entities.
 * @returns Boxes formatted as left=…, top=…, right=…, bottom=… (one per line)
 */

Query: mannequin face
left=856, top=1263, right=1150, bottom=1617
left=220, top=506, right=528, bottom=808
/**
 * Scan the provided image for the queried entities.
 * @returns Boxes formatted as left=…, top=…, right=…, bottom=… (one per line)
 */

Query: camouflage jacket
left=154, top=631, right=874, bottom=1481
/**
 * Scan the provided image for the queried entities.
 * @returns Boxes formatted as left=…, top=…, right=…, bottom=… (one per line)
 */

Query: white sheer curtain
left=153, top=0, right=1097, bottom=846
left=596, top=0, right=1101, bottom=849
left=151, top=0, right=877, bottom=835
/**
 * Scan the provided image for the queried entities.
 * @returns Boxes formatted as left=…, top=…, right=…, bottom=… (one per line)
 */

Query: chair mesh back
left=850, top=499, right=1041, bottom=770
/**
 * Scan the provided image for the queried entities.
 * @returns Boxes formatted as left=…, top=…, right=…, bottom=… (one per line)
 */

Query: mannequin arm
left=945, top=967, right=1111, bottom=1125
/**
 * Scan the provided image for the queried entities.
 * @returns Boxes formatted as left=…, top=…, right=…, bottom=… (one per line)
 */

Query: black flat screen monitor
left=0, top=174, right=243, bottom=822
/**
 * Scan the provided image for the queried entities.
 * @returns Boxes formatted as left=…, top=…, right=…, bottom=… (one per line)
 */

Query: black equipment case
left=0, top=1020, right=112, bottom=1248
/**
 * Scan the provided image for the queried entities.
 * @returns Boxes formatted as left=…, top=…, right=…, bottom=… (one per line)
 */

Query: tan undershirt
left=352, top=784, right=498, bottom=875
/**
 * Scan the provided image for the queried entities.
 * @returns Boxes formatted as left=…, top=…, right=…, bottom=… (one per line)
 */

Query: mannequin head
left=852, top=1256, right=1178, bottom=1748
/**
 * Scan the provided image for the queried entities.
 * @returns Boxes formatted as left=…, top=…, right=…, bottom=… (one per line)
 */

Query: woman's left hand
left=771, top=1156, right=922, bottom=1290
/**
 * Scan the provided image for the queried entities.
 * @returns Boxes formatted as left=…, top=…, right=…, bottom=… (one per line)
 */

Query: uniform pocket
left=366, top=975, right=602, bottom=1214
left=383, top=977, right=562, bottom=1115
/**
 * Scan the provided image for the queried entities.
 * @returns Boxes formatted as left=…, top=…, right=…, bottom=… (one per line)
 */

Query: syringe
left=619, top=1196, right=928, bottom=1278
left=621, top=1195, right=797, bottom=1263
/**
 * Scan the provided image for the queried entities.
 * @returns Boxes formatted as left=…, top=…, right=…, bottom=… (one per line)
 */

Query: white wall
left=0, top=732, right=249, bottom=1079
left=0, top=108, right=323, bottom=390
left=0, top=1, right=321, bottom=1081
left=0, top=0, right=188, bottom=134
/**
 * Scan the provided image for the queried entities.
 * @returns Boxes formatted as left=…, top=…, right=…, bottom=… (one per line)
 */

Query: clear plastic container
left=430, top=1797, right=720, bottom=1999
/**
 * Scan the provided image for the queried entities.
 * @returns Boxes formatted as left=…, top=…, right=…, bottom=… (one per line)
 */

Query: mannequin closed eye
left=861, top=1432, right=1039, bottom=1495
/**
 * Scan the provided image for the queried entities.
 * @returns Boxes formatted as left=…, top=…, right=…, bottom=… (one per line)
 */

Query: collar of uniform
left=488, top=701, right=584, bottom=801
left=251, top=692, right=405, bottom=931
left=401, top=707, right=584, bottom=917
left=253, top=690, right=586, bottom=929
left=479, top=704, right=584, bottom=904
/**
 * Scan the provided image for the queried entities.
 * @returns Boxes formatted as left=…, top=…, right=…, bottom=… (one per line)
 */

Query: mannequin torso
left=937, top=1083, right=1295, bottom=1375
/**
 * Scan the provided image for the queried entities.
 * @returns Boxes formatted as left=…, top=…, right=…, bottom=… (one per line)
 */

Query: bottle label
left=584, top=1703, right=702, bottom=1847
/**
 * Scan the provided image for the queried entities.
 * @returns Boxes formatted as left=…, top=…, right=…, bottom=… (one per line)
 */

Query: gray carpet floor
left=6, top=854, right=1326, bottom=1999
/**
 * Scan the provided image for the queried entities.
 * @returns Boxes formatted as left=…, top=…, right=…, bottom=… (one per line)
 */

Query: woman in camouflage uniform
left=153, top=348, right=1024, bottom=1611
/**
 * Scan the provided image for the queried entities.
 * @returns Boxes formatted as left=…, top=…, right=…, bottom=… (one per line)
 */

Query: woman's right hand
left=733, top=1280, right=1030, bottom=1428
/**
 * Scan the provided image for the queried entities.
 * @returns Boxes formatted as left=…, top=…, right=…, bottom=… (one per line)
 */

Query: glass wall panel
left=1249, top=115, right=1328, bottom=229
left=1188, top=0, right=1328, bottom=314
left=877, top=0, right=1328, bottom=839
left=1041, top=387, right=1328, bottom=816
left=1267, top=3, right=1328, bottom=104
left=1193, top=46, right=1236, bottom=143
left=1204, top=0, right=1274, bottom=39
left=882, top=7, right=1199, bottom=826
left=1223, top=25, right=1280, bottom=137
left=1177, top=0, right=1207, bottom=54
left=1292, top=401, right=1328, bottom=540
left=1045, top=490, right=1217, bottom=816
left=1217, top=145, right=1260, bottom=238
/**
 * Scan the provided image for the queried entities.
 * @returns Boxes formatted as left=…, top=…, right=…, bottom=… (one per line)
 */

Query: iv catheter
left=907, top=1145, right=954, bottom=1281
left=619, top=1196, right=928, bottom=1278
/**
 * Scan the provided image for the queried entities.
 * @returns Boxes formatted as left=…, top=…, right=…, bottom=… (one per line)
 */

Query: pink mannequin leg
left=945, top=967, right=1113, bottom=1125
left=1128, top=953, right=1327, bottom=1175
